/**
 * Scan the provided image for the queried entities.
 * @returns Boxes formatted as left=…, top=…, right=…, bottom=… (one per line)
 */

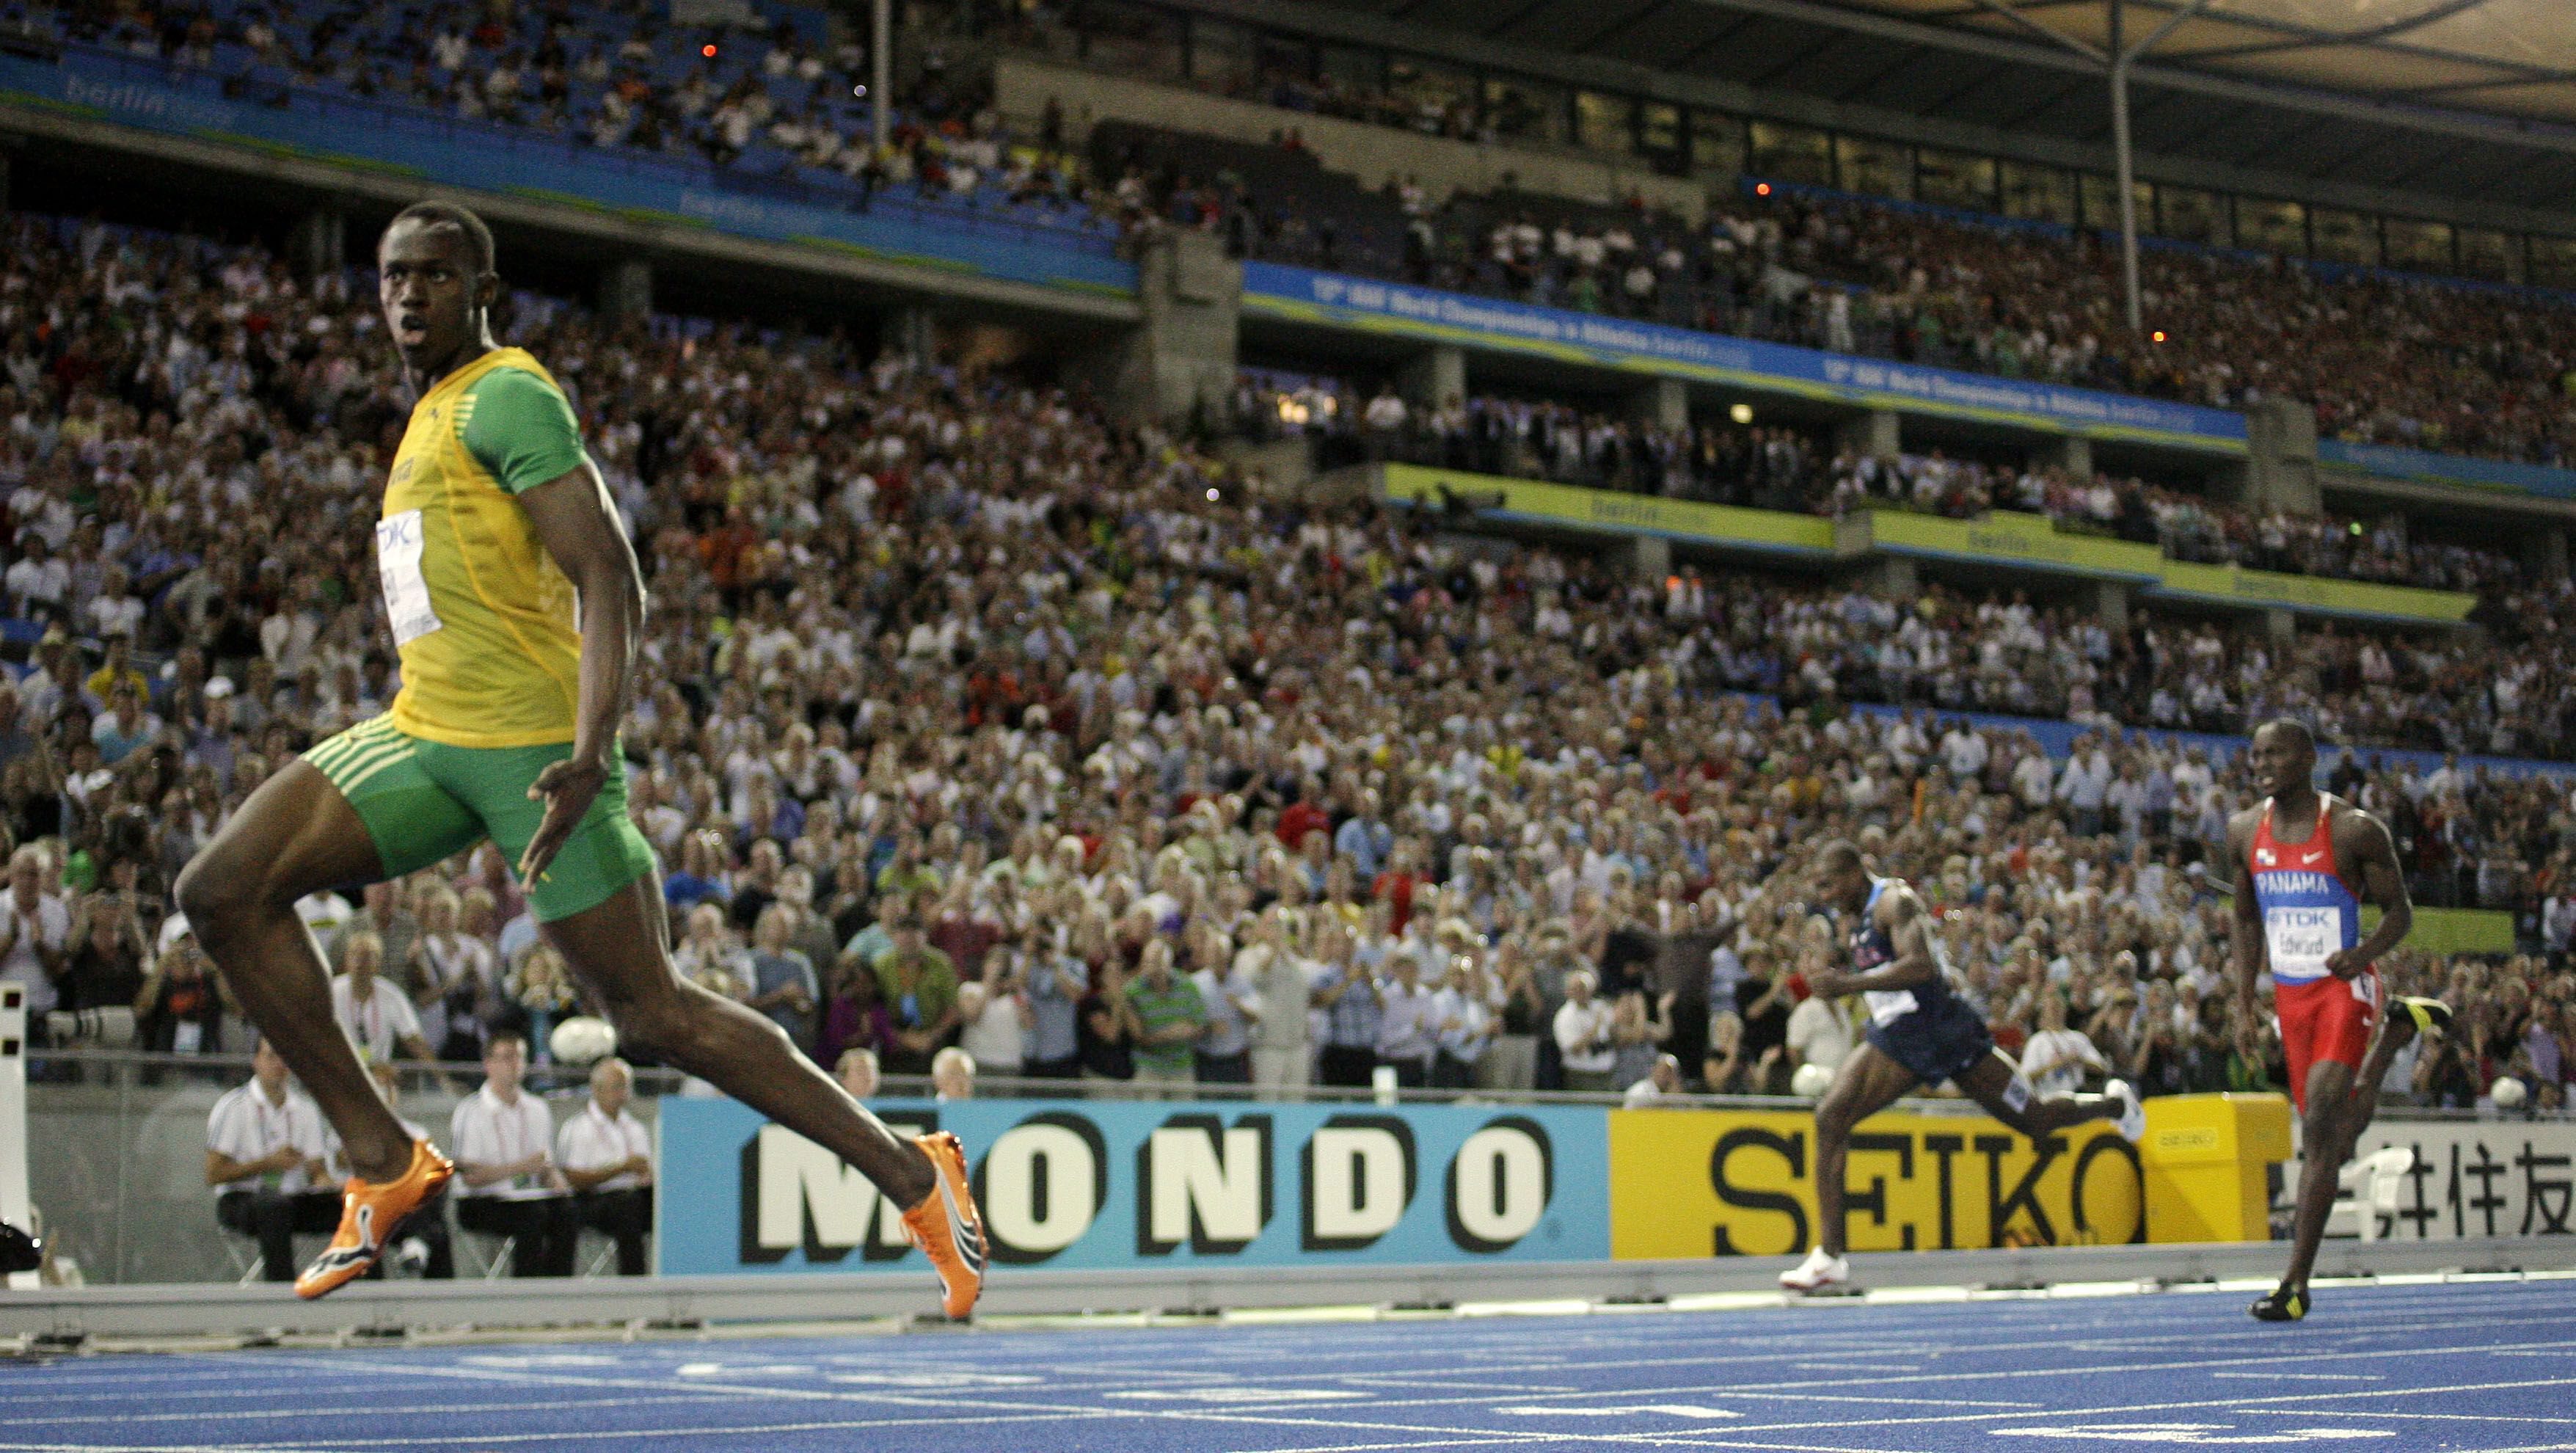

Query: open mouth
left=395, top=313, right=430, bottom=345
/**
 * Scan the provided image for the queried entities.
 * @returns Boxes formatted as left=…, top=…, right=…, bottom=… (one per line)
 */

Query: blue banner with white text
left=657, top=1096, right=1611, bottom=1277
left=2316, top=438, right=2576, bottom=502
left=1241, top=262, right=2250, bottom=449
left=0, top=48, right=1134, bottom=300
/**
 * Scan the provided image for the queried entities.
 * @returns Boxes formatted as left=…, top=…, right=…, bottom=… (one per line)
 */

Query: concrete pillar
left=2092, top=578, right=2130, bottom=632
left=2523, top=523, right=2569, bottom=584
left=2040, top=432, right=2093, bottom=481
left=1860, top=553, right=1917, bottom=598
left=1082, top=228, right=1241, bottom=430
left=599, top=258, right=654, bottom=320
left=1838, top=408, right=1900, bottom=462
left=2241, top=396, right=2321, bottom=517
left=1398, top=345, right=1466, bottom=415
left=886, top=305, right=937, bottom=368
left=1629, top=534, right=1672, bottom=583
left=287, top=207, right=345, bottom=280
left=2264, top=608, right=2296, bottom=649
left=1632, top=376, right=1687, bottom=434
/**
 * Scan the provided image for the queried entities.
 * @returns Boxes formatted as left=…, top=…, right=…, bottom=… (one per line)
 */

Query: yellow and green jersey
left=377, top=346, right=588, bottom=749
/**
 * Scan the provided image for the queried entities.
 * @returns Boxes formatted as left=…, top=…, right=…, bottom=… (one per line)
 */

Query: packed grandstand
left=0, top=202, right=2567, bottom=1140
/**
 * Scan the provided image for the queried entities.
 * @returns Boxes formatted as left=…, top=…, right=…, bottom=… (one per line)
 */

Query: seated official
left=555, top=1057, right=653, bottom=1276
left=932, top=1045, right=977, bottom=1101
left=326, top=1061, right=453, bottom=1278
left=205, top=1038, right=337, bottom=1281
left=448, top=1033, right=576, bottom=1276
left=330, top=929, right=439, bottom=1068
left=835, top=1046, right=880, bottom=1100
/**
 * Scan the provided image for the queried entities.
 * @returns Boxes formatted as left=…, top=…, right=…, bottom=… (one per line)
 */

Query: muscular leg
left=175, top=762, right=412, bottom=1183
left=540, top=874, right=935, bottom=1209
left=1955, top=1052, right=2121, bottom=1137
left=2341, top=1012, right=2418, bottom=1142
left=1814, top=1044, right=1920, bottom=1258
left=2280, top=1059, right=2361, bottom=1294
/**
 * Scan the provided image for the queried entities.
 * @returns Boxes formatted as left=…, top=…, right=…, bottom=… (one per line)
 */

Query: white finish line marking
left=1993, top=1425, right=2396, bottom=1445
left=1497, top=1404, right=1742, bottom=1420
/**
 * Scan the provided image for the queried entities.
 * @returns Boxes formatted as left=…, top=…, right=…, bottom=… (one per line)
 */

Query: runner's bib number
left=1864, top=988, right=1919, bottom=1026
left=2265, top=905, right=2338, bottom=982
left=376, top=509, right=444, bottom=645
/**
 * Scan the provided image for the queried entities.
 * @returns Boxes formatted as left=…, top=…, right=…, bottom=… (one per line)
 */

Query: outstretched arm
left=2225, top=813, right=2266, bottom=1062
left=2328, top=809, right=2411, bottom=977
left=1808, top=891, right=1935, bottom=999
left=517, top=461, right=646, bottom=882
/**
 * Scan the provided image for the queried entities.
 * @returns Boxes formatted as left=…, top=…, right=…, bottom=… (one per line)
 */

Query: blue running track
left=4, top=1276, right=2573, bottom=1451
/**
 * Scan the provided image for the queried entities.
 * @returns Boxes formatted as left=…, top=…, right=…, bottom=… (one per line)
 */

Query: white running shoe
left=1779, top=1245, right=1851, bottom=1292
left=2106, top=1079, right=2145, bottom=1144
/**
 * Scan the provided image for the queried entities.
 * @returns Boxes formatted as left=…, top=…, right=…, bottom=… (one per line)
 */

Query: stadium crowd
left=1238, top=374, right=2524, bottom=597
left=23, top=0, right=1106, bottom=230
left=0, top=210, right=2569, bottom=1131
left=1101, top=126, right=2576, bottom=471
left=26, top=0, right=2574, bottom=470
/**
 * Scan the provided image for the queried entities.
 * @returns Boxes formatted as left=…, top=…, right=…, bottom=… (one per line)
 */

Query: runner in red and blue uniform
left=2229, top=719, right=2450, bottom=1322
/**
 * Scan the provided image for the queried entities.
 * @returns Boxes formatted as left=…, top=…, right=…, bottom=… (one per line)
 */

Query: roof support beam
left=1576, top=0, right=1670, bottom=58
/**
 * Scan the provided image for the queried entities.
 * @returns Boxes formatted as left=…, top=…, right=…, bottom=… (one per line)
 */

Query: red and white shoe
left=1779, top=1246, right=1851, bottom=1292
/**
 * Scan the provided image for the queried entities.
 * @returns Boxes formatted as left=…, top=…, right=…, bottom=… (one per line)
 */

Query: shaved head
left=2255, top=718, right=2316, bottom=757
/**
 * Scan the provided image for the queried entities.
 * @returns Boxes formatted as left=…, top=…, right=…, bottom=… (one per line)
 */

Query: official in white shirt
left=205, top=1038, right=337, bottom=1281
left=448, top=1033, right=576, bottom=1276
left=1553, top=969, right=1619, bottom=1093
left=555, top=1057, right=653, bottom=1275
left=330, top=930, right=436, bottom=1067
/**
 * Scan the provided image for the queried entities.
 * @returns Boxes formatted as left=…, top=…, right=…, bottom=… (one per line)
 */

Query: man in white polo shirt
left=448, top=1033, right=576, bottom=1276
left=330, top=931, right=437, bottom=1068
left=206, top=1038, right=337, bottom=1281
left=555, top=1057, right=652, bottom=1275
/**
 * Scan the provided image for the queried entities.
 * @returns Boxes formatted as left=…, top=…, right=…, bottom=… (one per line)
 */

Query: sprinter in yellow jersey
left=177, top=203, right=985, bottom=1311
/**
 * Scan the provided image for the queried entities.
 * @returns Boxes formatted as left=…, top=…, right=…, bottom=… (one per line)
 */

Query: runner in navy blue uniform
left=1782, top=840, right=2144, bottom=1292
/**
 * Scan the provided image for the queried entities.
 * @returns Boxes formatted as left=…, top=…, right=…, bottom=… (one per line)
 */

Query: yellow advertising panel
left=1608, top=1107, right=2143, bottom=1260
left=1382, top=464, right=1834, bottom=556
left=2155, top=559, right=2474, bottom=624
left=1864, top=509, right=2165, bottom=580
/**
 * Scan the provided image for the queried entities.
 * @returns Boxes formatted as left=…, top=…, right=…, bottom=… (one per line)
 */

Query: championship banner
left=1241, top=263, right=2250, bottom=450
left=1607, top=1107, right=2145, bottom=1259
left=2335, top=1119, right=2576, bottom=1242
left=657, top=1097, right=1610, bottom=1277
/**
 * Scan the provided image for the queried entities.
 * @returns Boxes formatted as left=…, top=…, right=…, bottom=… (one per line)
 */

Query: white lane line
left=2234, top=1409, right=2576, bottom=1426
left=2208, top=1372, right=2386, bottom=1381
left=0, top=1394, right=737, bottom=1427
left=0, top=1445, right=331, bottom=1453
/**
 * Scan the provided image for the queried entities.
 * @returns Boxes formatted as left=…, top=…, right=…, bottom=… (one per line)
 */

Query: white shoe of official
left=1780, top=1245, right=1851, bottom=1292
left=2106, top=1079, right=2146, bottom=1145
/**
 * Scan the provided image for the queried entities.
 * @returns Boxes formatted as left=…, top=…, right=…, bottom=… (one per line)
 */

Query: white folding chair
left=217, top=1229, right=266, bottom=1286
left=2341, top=1146, right=2417, bottom=1242
left=574, top=1226, right=621, bottom=1278
left=450, top=1201, right=519, bottom=1281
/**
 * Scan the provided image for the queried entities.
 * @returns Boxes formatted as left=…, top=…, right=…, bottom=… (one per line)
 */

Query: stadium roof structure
left=1300, top=0, right=2576, bottom=216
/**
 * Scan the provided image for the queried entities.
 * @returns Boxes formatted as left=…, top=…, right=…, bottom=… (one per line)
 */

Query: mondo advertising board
left=657, top=1097, right=1609, bottom=1277
left=1608, top=1108, right=2145, bottom=1259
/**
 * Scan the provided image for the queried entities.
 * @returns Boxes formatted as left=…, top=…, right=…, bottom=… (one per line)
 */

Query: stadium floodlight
left=1954, top=0, right=2222, bottom=336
